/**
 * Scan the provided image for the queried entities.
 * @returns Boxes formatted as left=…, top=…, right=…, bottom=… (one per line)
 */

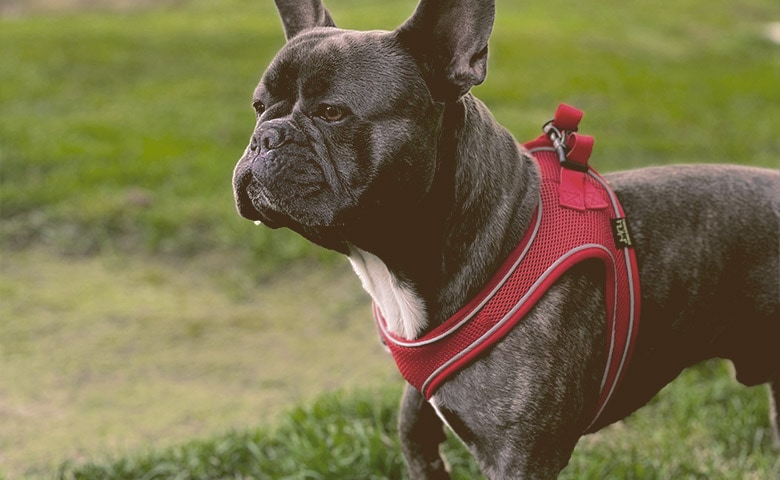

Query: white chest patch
left=347, top=246, right=427, bottom=340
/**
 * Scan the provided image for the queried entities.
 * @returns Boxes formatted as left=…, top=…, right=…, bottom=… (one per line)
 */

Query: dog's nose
left=250, top=125, right=288, bottom=153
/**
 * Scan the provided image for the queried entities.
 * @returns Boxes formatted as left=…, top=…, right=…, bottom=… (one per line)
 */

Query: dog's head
left=232, top=0, right=496, bottom=251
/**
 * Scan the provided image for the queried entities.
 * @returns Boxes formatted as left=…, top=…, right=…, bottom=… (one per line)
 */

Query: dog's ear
left=396, top=0, right=495, bottom=101
left=274, top=0, right=336, bottom=41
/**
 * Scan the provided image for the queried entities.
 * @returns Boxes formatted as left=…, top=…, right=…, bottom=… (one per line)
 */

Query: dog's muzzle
left=232, top=121, right=292, bottom=225
left=233, top=118, right=333, bottom=228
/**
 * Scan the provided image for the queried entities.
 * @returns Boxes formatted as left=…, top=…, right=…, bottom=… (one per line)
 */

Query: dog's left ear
left=396, top=0, right=495, bottom=101
left=274, top=0, right=336, bottom=41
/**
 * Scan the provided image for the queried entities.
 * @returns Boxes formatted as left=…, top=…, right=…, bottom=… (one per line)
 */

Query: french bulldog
left=231, top=0, right=780, bottom=478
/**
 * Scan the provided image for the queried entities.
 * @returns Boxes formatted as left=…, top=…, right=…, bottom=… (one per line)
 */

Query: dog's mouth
left=232, top=154, right=353, bottom=231
left=233, top=166, right=310, bottom=230
left=233, top=169, right=282, bottom=227
left=232, top=158, right=355, bottom=254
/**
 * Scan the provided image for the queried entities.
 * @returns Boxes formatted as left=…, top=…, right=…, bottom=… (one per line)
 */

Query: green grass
left=0, top=0, right=325, bottom=268
left=0, top=249, right=399, bottom=478
left=1, top=0, right=777, bottom=263
left=1, top=0, right=779, bottom=478
left=56, top=362, right=779, bottom=479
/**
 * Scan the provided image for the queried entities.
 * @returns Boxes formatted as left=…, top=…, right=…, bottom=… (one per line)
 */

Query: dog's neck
left=348, top=94, right=540, bottom=339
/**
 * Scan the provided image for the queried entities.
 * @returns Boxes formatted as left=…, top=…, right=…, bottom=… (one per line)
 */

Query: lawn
left=1, top=0, right=778, bottom=478
left=52, top=363, right=780, bottom=479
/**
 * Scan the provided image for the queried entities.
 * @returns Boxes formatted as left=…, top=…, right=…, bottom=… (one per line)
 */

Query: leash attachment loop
left=542, top=103, right=594, bottom=172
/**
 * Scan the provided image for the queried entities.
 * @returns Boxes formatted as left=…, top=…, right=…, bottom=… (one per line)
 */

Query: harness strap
left=376, top=104, right=641, bottom=431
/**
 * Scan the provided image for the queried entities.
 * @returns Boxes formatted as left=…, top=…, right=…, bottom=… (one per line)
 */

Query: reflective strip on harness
left=374, top=104, right=641, bottom=429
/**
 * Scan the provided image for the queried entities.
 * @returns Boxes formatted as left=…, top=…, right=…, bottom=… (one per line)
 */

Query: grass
left=55, top=362, right=779, bottom=479
left=1, top=0, right=777, bottom=263
left=1, top=0, right=778, bottom=478
left=0, top=0, right=323, bottom=268
left=0, top=249, right=399, bottom=478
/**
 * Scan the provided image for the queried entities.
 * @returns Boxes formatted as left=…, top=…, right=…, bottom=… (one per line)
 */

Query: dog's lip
left=244, top=183, right=288, bottom=224
left=234, top=151, right=352, bottom=230
left=233, top=168, right=281, bottom=226
left=234, top=158, right=292, bottom=218
left=242, top=180, right=330, bottom=229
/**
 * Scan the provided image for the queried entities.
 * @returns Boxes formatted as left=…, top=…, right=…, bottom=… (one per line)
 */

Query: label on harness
left=610, top=217, right=633, bottom=249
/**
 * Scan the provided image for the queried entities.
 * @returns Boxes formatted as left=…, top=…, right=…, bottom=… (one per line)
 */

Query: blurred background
left=1, top=0, right=778, bottom=478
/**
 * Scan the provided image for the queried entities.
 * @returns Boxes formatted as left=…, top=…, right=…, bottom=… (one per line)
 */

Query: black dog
left=232, top=1, right=780, bottom=477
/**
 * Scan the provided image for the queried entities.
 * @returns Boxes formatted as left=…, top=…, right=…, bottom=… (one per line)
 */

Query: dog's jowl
left=232, top=1, right=780, bottom=478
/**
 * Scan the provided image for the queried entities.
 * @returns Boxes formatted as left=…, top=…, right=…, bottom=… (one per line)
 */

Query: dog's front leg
left=398, top=383, right=451, bottom=480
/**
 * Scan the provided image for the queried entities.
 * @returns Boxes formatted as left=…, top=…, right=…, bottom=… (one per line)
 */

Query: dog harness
left=374, top=104, right=641, bottom=429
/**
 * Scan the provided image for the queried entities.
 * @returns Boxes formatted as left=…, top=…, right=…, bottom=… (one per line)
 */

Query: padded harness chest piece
left=375, top=104, right=641, bottom=431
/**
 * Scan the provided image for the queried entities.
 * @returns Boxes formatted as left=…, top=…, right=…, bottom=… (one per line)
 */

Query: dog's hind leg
left=398, top=384, right=451, bottom=480
left=770, top=378, right=780, bottom=449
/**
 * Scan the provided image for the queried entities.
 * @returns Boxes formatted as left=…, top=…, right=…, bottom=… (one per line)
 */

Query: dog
left=231, top=0, right=780, bottom=478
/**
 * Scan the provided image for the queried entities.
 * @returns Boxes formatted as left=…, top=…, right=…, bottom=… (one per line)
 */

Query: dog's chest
left=347, top=246, right=427, bottom=340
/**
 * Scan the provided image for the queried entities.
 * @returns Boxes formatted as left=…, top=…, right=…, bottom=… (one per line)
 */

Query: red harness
left=375, top=104, right=641, bottom=428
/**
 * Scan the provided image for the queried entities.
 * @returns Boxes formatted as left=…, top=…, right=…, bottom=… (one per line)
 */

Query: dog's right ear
left=274, top=0, right=336, bottom=41
left=396, top=0, right=496, bottom=101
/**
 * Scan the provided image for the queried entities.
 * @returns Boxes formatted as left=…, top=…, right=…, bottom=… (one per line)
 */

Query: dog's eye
left=253, top=100, right=265, bottom=115
left=315, top=105, right=347, bottom=122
